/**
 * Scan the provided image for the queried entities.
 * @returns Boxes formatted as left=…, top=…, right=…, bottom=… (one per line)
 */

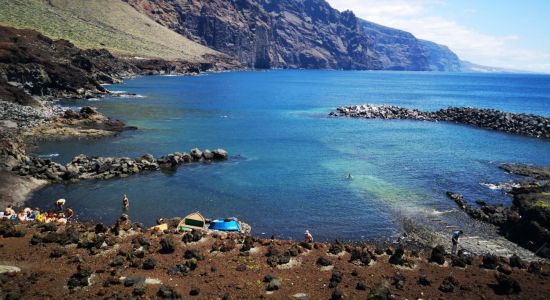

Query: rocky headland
left=0, top=214, right=549, bottom=299
left=447, top=164, right=550, bottom=258
left=330, top=104, right=550, bottom=139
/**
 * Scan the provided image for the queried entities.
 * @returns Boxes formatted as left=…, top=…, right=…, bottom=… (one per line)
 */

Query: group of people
left=1, top=198, right=74, bottom=224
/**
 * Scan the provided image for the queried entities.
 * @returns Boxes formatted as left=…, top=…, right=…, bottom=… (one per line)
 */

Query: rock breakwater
left=10, top=148, right=228, bottom=183
left=330, top=104, right=550, bottom=139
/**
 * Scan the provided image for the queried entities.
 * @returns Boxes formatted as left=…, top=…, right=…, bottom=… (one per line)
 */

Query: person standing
left=451, top=230, right=464, bottom=255
left=56, top=198, right=66, bottom=211
left=122, top=194, right=129, bottom=210
left=304, top=230, right=314, bottom=243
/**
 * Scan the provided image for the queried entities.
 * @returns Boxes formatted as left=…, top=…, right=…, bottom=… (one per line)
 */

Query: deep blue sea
left=28, top=71, right=550, bottom=241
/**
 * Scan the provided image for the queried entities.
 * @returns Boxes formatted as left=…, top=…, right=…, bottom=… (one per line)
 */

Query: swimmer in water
left=347, top=173, right=353, bottom=180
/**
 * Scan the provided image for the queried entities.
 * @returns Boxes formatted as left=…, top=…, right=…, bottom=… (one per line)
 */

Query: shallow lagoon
left=29, top=70, right=550, bottom=240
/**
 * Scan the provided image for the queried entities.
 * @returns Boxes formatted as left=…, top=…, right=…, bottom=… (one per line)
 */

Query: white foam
left=480, top=182, right=520, bottom=191
left=38, top=153, right=60, bottom=158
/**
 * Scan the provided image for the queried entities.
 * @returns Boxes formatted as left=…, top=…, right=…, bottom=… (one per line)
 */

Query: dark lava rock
left=30, top=235, right=42, bottom=245
left=266, top=256, right=278, bottom=267
left=481, top=254, right=498, bottom=269
left=278, top=253, right=291, bottom=265
left=429, top=245, right=446, bottom=265
left=509, top=254, right=527, bottom=269
left=159, top=237, right=175, bottom=254
left=182, top=230, right=203, bottom=243
left=263, top=274, right=275, bottom=283
left=491, top=273, right=521, bottom=295
left=67, top=267, right=92, bottom=289
left=42, top=232, right=60, bottom=243
left=328, top=240, right=345, bottom=255
left=349, top=247, right=372, bottom=266
left=143, top=258, right=156, bottom=270
left=95, top=223, right=109, bottom=234
left=528, top=261, right=542, bottom=274
left=288, top=244, right=301, bottom=256
left=157, top=285, right=181, bottom=299
left=418, top=276, right=431, bottom=286
left=451, top=255, right=467, bottom=268
left=265, top=245, right=280, bottom=257
left=110, top=256, right=125, bottom=267
left=40, top=222, right=57, bottom=233
left=266, top=278, right=281, bottom=291
left=0, top=222, right=17, bottom=237
left=374, top=248, right=385, bottom=255
left=50, top=247, right=68, bottom=258
left=133, top=287, right=146, bottom=296
left=316, top=257, right=332, bottom=267
left=329, top=271, right=343, bottom=288
left=356, top=281, right=368, bottom=291
left=184, top=249, right=203, bottom=260
left=331, top=288, right=344, bottom=300
left=439, top=276, right=459, bottom=293
left=189, top=287, right=200, bottom=296
left=392, top=273, right=406, bottom=290
left=58, top=227, right=80, bottom=245
left=388, top=247, right=405, bottom=265
left=299, top=241, right=313, bottom=250
left=124, top=277, right=137, bottom=287
left=137, top=236, right=151, bottom=247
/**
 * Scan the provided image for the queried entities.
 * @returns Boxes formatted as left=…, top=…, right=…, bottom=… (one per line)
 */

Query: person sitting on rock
left=4, top=205, right=15, bottom=218
left=56, top=198, right=66, bottom=211
left=66, top=208, right=74, bottom=220
left=30, top=208, right=40, bottom=220
left=304, top=230, right=314, bottom=243
left=56, top=212, right=67, bottom=224
left=17, top=210, right=27, bottom=222
left=451, top=230, right=464, bottom=255
left=122, top=194, right=129, bottom=210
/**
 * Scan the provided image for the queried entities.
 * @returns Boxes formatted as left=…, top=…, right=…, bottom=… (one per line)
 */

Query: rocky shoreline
left=447, top=164, right=550, bottom=258
left=330, top=104, right=550, bottom=139
left=0, top=24, right=237, bottom=207
left=0, top=215, right=548, bottom=299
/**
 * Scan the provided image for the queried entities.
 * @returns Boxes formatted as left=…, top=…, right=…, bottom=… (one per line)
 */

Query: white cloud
left=326, top=0, right=550, bottom=72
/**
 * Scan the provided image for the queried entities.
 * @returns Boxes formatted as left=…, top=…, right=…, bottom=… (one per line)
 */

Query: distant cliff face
left=125, top=0, right=462, bottom=71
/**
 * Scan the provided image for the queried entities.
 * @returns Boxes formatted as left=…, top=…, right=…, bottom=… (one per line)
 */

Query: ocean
left=28, top=70, right=550, bottom=241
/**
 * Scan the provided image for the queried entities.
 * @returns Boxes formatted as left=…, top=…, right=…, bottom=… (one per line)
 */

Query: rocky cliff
left=125, top=0, right=462, bottom=71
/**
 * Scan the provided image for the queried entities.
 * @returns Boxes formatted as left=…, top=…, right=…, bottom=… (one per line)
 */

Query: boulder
left=429, top=245, right=446, bottom=265
left=202, top=149, right=214, bottom=160
left=212, top=149, right=229, bottom=160
left=190, top=148, right=202, bottom=161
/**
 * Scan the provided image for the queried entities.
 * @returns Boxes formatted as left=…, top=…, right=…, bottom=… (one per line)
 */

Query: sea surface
left=28, top=71, right=550, bottom=241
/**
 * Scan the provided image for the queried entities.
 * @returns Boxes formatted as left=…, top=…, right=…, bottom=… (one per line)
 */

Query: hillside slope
left=0, top=0, right=223, bottom=62
left=125, top=0, right=462, bottom=71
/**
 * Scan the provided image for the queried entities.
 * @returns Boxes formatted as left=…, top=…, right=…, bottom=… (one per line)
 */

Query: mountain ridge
left=124, top=0, right=463, bottom=71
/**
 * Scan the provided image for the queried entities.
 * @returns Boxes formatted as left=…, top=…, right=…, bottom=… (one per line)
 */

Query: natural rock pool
left=28, top=70, right=550, bottom=241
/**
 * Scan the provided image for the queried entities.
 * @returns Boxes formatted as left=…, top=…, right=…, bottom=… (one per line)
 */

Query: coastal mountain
left=124, top=0, right=462, bottom=71
left=0, top=0, right=465, bottom=72
left=0, top=0, right=230, bottom=63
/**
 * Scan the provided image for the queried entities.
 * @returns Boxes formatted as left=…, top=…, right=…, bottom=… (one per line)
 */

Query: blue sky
left=326, top=0, right=550, bottom=72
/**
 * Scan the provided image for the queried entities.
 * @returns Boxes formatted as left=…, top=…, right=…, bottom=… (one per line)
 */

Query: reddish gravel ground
left=0, top=219, right=549, bottom=299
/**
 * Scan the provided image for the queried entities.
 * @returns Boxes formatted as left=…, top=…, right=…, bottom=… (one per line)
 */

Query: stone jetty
left=330, top=104, right=550, bottom=139
left=10, top=148, right=229, bottom=183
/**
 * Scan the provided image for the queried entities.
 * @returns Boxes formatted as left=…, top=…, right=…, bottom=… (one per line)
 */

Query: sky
left=326, top=0, right=550, bottom=73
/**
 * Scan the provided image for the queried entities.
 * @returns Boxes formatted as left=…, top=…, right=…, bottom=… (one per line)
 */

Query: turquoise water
left=29, top=71, right=550, bottom=241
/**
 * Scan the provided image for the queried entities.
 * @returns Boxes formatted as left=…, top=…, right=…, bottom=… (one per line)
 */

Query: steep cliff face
left=125, top=0, right=462, bottom=71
